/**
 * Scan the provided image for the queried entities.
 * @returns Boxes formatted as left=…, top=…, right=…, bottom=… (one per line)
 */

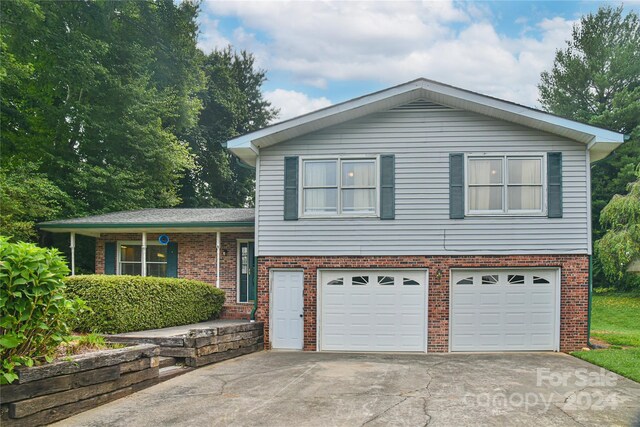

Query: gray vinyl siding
left=257, top=101, right=590, bottom=256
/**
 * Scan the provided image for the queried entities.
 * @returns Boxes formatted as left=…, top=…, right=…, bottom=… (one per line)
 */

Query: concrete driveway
left=55, top=351, right=640, bottom=427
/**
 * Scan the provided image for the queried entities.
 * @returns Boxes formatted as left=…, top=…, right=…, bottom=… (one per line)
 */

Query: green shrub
left=65, top=275, right=225, bottom=334
left=0, top=237, right=87, bottom=384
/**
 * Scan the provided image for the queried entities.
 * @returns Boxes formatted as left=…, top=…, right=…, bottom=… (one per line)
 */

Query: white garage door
left=320, top=270, right=427, bottom=352
left=451, top=269, right=559, bottom=352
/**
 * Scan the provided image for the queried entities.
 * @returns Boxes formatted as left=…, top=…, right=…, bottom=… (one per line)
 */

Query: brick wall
left=95, top=232, right=254, bottom=319
left=257, top=255, right=589, bottom=353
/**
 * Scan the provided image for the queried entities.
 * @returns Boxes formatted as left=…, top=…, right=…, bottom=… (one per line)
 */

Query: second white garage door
left=319, top=269, right=427, bottom=352
left=451, top=269, right=559, bottom=352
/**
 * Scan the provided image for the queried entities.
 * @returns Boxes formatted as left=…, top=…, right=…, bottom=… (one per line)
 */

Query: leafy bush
left=0, top=237, right=87, bottom=384
left=65, top=275, right=225, bottom=334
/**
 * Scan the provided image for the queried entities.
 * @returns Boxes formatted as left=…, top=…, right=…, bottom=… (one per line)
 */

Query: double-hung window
left=118, top=242, right=167, bottom=277
left=467, top=155, right=544, bottom=214
left=302, top=158, right=377, bottom=216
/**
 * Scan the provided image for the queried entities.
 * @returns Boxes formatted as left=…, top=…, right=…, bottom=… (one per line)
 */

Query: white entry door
left=320, top=269, right=428, bottom=352
left=451, top=269, right=559, bottom=352
left=271, top=270, right=304, bottom=349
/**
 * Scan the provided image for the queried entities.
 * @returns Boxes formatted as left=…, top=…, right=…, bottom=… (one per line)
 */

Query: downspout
left=250, top=255, right=258, bottom=322
left=588, top=254, right=593, bottom=347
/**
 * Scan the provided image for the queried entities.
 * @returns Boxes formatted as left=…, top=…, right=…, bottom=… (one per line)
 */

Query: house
left=41, top=78, right=626, bottom=353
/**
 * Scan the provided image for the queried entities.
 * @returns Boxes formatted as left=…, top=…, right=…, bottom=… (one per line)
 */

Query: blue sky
left=197, top=1, right=636, bottom=121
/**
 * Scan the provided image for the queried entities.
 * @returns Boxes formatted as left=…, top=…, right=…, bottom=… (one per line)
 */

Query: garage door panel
left=505, top=292, right=527, bottom=305
left=321, top=269, right=427, bottom=352
left=451, top=269, right=558, bottom=352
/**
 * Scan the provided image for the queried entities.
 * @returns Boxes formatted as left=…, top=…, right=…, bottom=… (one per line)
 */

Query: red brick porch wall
left=95, top=232, right=254, bottom=319
left=257, top=255, right=589, bottom=353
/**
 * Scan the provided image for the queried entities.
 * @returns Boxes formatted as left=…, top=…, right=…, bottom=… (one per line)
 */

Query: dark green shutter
left=284, top=156, right=299, bottom=220
left=547, top=152, right=563, bottom=218
left=104, top=242, right=116, bottom=275
left=380, top=154, right=395, bottom=220
left=167, top=242, right=178, bottom=278
left=449, top=153, right=465, bottom=219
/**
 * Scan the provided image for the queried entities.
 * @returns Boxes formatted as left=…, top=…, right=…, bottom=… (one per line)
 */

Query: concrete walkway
left=108, top=320, right=251, bottom=339
left=53, top=352, right=640, bottom=427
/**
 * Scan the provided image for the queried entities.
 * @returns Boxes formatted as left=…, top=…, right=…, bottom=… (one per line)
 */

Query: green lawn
left=572, top=290, right=640, bottom=382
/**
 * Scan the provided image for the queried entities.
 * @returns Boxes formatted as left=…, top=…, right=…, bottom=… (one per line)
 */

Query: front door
left=271, top=270, right=304, bottom=349
left=238, top=242, right=255, bottom=303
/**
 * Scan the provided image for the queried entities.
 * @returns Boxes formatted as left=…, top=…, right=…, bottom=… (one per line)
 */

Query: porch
left=39, top=208, right=257, bottom=320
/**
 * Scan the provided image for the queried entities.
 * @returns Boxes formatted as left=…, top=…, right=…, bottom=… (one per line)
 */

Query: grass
left=572, top=289, right=640, bottom=382
left=55, top=333, right=123, bottom=358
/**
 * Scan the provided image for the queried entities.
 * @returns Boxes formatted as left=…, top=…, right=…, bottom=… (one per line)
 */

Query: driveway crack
left=360, top=397, right=409, bottom=426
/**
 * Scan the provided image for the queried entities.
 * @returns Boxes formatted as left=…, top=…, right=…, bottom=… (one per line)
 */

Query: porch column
left=216, top=232, right=221, bottom=288
left=141, top=232, right=147, bottom=277
left=70, top=232, right=76, bottom=276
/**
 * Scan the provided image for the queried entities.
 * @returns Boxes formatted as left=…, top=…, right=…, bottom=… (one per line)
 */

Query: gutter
left=39, top=221, right=255, bottom=229
left=234, top=156, right=256, bottom=170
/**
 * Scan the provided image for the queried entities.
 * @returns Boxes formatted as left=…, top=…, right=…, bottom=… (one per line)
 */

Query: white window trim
left=116, top=240, right=167, bottom=276
left=465, top=152, right=547, bottom=216
left=299, top=155, right=380, bottom=219
left=236, top=239, right=254, bottom=304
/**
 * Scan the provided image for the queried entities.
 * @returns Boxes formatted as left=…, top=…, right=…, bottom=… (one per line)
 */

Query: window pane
left=304, top=188, right=337, bottom=213
left=508, top=186, right=542, bottom=210
left=121, top=263, right=141, bottom=275
left=241, top=246, right=248, bottom=274
left=469, top=186, right=502, bottom=211
left=146, top=245, right=167, bottom=262
left=469, top=159, right=502, bottom=185
left=120, top=245, right=141, bottom=262
left=342, top=161, right=375, bottom=187
left=342, top=189, right=375, bottom=212
left=304, top=161, right=336, bottom=187
left=508, top=159, right=541, bottom=185
left=147, top=263, right=167, bottom=277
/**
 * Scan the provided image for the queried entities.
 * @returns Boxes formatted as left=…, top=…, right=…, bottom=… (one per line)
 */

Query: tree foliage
left=538, top=6, right=640, bottom=287
left=179, top=48, right=278, bottom=208
left=0, top=163, right=70, bottom=242
left=596, top=166, right=640, bottom=288
left=1, top=1, right=275, bottom=247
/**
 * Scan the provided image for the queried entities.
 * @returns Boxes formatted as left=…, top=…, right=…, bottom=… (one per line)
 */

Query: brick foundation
left=95, top=233, right=254, bottom=320
left=257, top=255, right=589, bottom=353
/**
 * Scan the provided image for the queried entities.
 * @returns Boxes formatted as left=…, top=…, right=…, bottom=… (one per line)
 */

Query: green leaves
left=596, top=167, right=640, bottom=287
left=179, top=48, right=277, bottom=208
left=538, top=6, right=640, bottom=289
left=65, top=275, right=225, bottom=334
left=0, top=335, right=21, bottom=349
left=0, top=237, right=86, bottom=384
left=1, top=0, right=205, bottom=240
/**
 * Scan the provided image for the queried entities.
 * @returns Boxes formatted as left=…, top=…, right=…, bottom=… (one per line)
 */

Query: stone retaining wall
left=0, top=344, right=159, bottom=426
left=108, top=322, right=264, bottom=367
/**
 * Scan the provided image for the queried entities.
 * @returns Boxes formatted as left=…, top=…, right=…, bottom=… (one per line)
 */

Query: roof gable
left=226, top=78, right=625, bottom=165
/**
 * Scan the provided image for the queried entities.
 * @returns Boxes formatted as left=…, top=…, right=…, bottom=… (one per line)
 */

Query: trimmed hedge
left=65, top=275, right=225, bottom=334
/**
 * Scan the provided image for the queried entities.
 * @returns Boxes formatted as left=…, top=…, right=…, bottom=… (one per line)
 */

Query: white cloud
left=265, top=89, right=332, bottom=121
left=196, top=15, right=230, bottom=52
left=198, top=0, right=577, bottom=108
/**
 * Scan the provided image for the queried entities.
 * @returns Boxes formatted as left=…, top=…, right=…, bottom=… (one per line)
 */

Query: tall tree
left=538, top=6, right=640, bottom=286
left=180, top=48, right=278, bottom=208
left=596, top=165, right=640, bottom=288
left=1, top=0, right=204, bottom=232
